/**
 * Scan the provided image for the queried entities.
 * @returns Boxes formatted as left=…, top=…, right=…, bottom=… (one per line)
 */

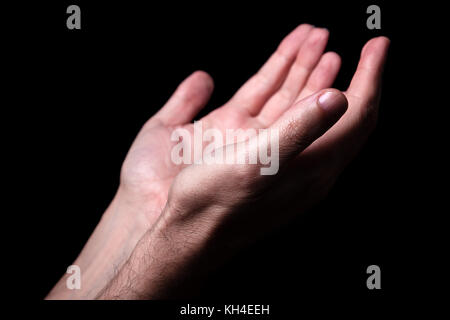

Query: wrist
left=46, top=187, right=162, bottom=299
left=97, top=201, right=233, bottom=299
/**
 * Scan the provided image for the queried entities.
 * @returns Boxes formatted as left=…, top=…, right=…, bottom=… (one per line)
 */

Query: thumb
left=153, top=71, right=214, bottom=126
left=272, top=89, right=348, bottom=165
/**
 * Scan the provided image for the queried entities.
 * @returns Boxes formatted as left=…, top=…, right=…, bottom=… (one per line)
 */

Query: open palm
left=119, top=24, right=389, bottom=226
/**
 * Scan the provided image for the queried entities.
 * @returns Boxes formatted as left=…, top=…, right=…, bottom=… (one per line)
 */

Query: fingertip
left=322, top=51, right=341, bottom=69
left=301, top=23, right=315, bottom=28
left=355, top=38, right=390, bottom=78
left=281, top=24, right=314, bottom=44
left=376, top=36, right=391, bottom=46
left=294, top=23, right=315, bottom=35
left=298, top=23, right=315, bottom=31
left=157, top=70, right=214, bottom=125
left=278, top=24, right=314, bottom=55
left=361, top=36, right=390, bottom=58
left=376, top=36, right=391, bottom=56
left=317, top=89, right=348, bottom=117
left=190, top=70, right=214, bottom=92
left=307, top=27, right=329, bottom=44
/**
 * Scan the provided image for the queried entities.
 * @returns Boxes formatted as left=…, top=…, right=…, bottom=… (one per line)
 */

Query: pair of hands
left=47, top=24, right=389, bottom=299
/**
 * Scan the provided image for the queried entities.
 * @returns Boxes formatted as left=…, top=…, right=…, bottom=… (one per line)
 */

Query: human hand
left=47, top=24, right=343, bottom=299
left=120, top=24, right=338, bottom=226
left=97, top=35, right=389, bottom=299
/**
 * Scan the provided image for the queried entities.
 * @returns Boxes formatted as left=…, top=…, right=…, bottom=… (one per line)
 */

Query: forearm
left=46, top=188, right=159, bottom=299
left=96, top=202, right=230, bottom=299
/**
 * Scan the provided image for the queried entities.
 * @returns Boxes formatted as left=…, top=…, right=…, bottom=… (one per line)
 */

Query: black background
left=6, top=0, right=443, bottom=314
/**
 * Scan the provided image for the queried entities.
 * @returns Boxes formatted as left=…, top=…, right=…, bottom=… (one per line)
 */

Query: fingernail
left=317, top=90, right=348, bottom=115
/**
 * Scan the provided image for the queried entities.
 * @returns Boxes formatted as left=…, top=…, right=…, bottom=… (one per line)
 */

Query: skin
left=46, top=24, right=389, bottom=299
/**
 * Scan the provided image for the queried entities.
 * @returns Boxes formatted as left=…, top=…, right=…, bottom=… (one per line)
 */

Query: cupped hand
left=99, top=33, right=389, bottom=299
left=162, top=36, right=390, bottom=245
left=48, top=24, right=346, bottom=300
left=120, top=24, right=341, bottom=225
